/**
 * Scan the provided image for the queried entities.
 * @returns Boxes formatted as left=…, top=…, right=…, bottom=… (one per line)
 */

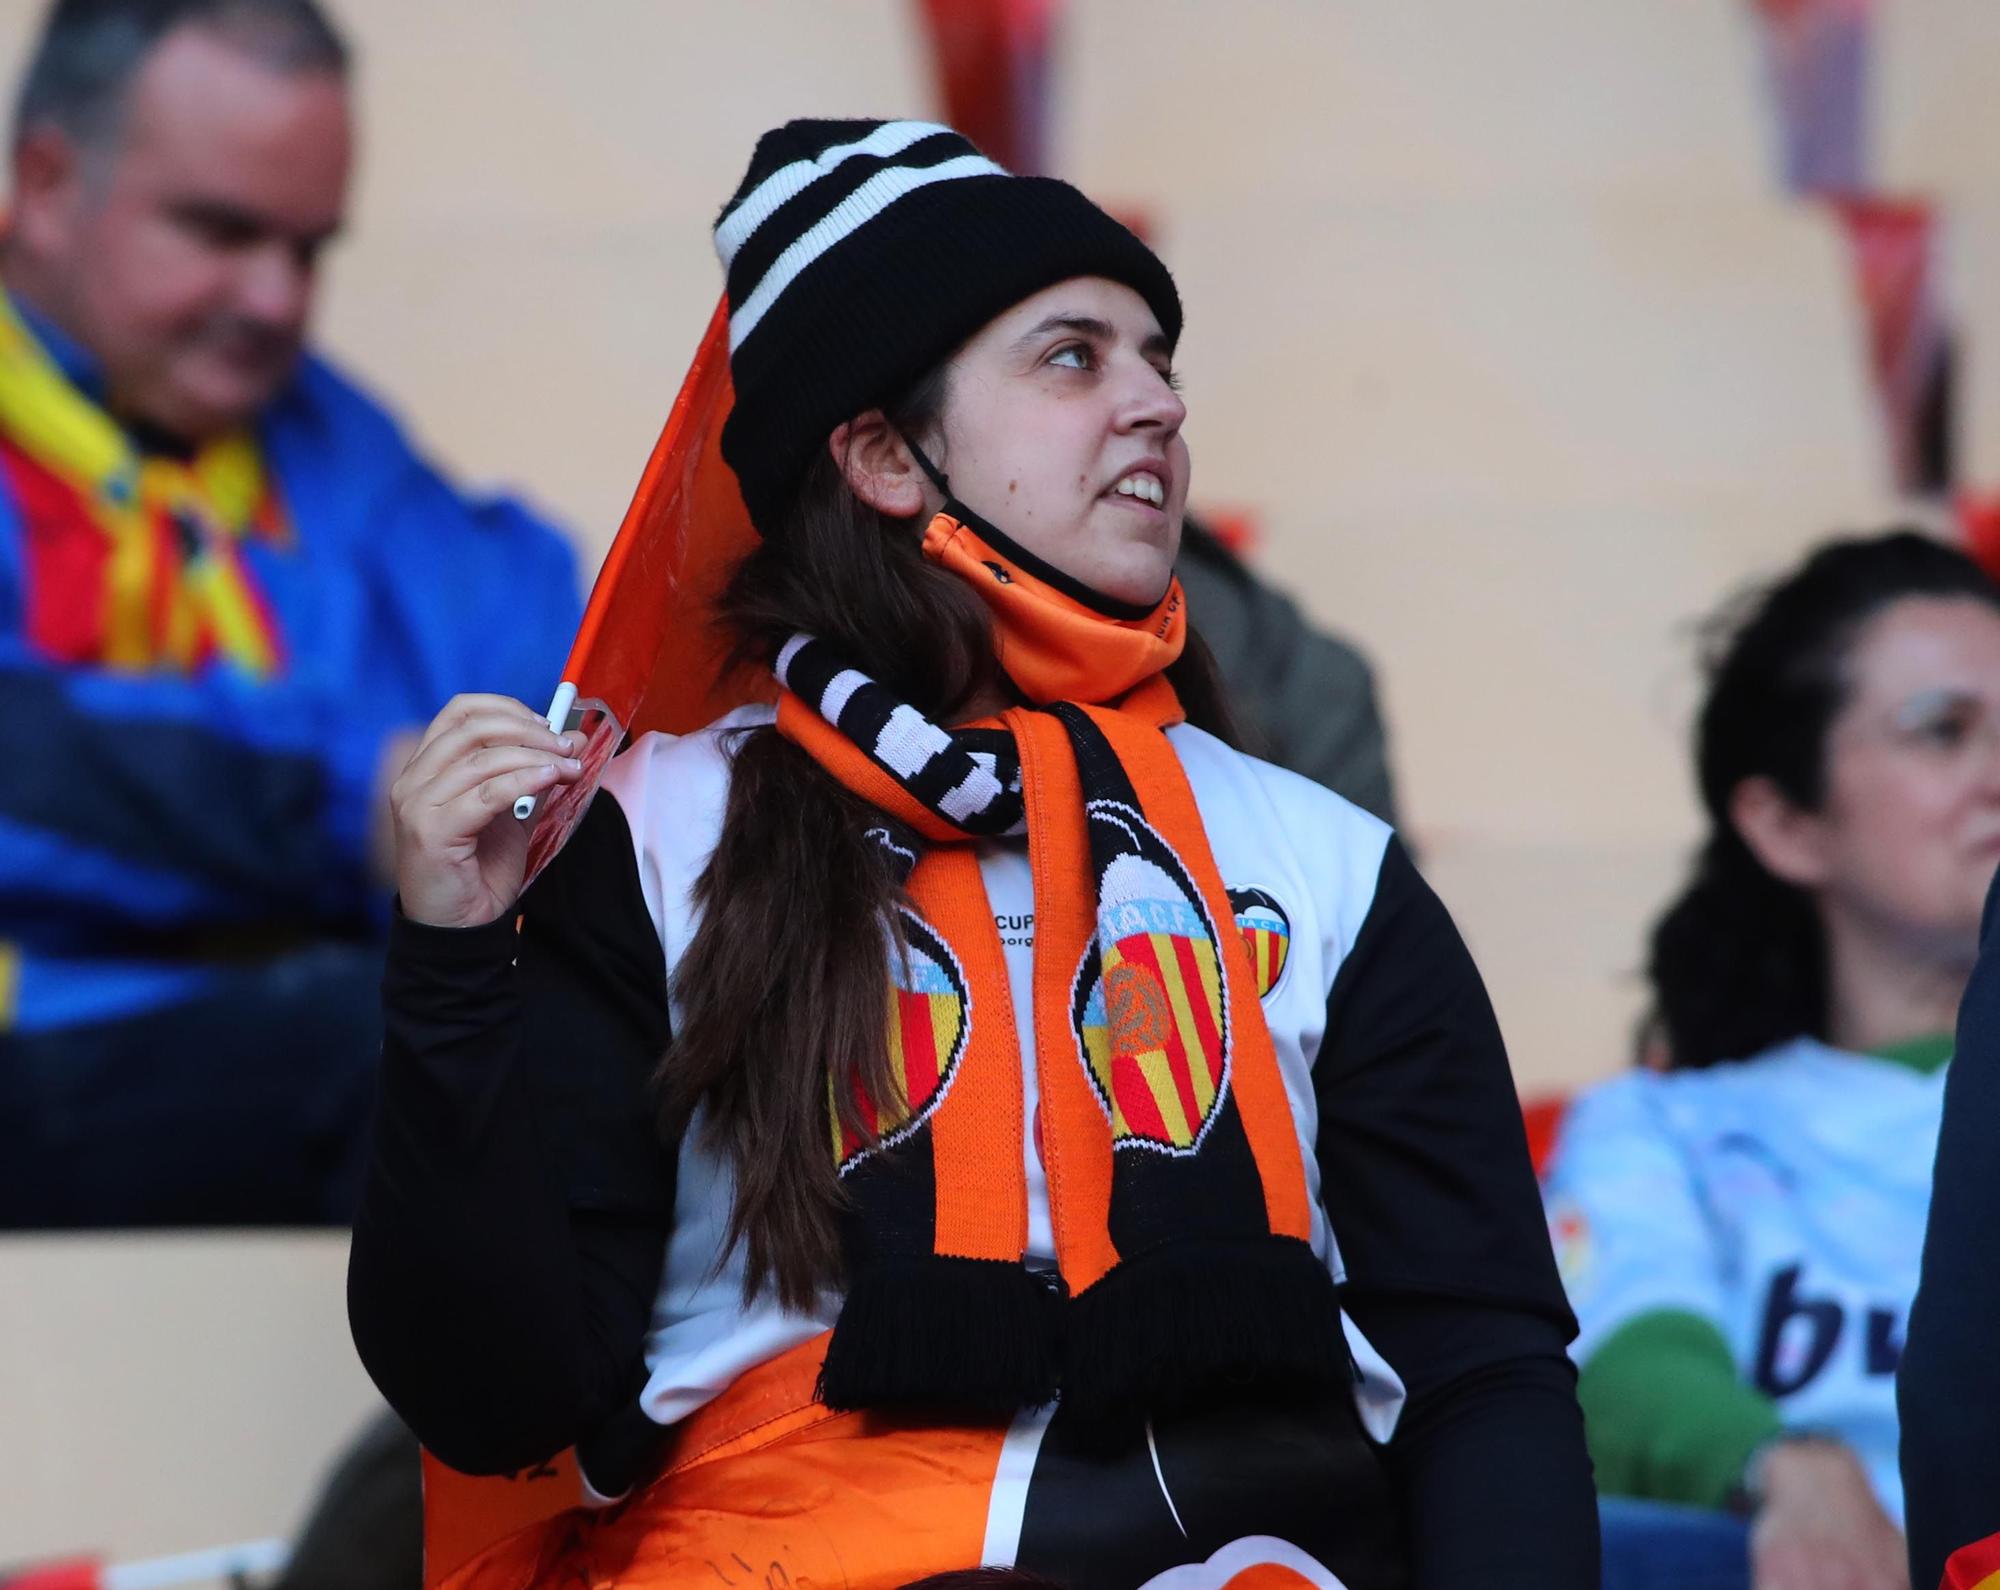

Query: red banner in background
left=915, top=0, right=1061, bottom=175
left=1746, top=1, right=1961, bottom=501
left=0, top=1560, right=100, bottom=1590
left=1751, top=0, right=1873, bottom=196
left=1955, top=491, right=2000, bottom=582
left=1201, top=509, right=1263, bottom=559
left=1834, top=197, right=1953, bottom=496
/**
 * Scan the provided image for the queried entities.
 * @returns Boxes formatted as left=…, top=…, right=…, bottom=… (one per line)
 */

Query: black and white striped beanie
left=715, top=118, right=1182, bottom=539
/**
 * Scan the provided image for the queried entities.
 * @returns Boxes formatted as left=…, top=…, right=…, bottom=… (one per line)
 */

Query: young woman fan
left=349, top=120, right=1596, bottom=1590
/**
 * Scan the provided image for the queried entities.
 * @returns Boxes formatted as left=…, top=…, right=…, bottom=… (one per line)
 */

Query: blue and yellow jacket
left=0, top=295, right=580, bottom=1035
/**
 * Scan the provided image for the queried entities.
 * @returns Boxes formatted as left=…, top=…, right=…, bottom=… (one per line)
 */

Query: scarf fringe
left=817, top=1239, right=1353, bottom=1427
left=1059, top=1236, right=1351, bottom=1430
left=818, top=1256, right=1065, bottom=1414
left=779, top=639, right=1343, bottom=1427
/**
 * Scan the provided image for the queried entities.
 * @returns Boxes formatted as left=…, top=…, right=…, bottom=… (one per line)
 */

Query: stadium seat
left=0, top=1233, right=376, bottom=1570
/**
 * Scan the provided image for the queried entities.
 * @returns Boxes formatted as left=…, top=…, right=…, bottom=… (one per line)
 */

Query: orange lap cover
left=432, top=1336, right=1005, bottom=1590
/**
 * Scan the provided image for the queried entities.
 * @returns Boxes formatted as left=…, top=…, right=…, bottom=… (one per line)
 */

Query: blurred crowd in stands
left=6, top=3, right=2000, bottom=1590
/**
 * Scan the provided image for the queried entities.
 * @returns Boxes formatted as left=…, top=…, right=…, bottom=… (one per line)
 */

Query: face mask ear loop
left=898, top=430, right=954, bottom=501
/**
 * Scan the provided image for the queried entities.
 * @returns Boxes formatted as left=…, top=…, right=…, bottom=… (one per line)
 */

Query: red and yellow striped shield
left=1073, top=813, right=1231, bottom=1154
left=832, top=909, right=970, bottom=1173
left=1227, top=887, right=1292, bottom=1000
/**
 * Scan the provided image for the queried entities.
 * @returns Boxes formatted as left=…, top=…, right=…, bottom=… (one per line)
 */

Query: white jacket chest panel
left=599, top=709, right=1399, bottom=1434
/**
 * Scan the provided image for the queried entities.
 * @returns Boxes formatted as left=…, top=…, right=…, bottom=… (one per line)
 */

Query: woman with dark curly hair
left=1544, top=530, right=2000, bottom=1590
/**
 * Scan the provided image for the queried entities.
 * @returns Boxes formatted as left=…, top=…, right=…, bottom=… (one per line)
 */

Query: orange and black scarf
left=771, top=515, right=1348, bottom=1426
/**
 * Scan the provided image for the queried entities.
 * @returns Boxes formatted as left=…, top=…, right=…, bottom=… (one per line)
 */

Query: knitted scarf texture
left=772, top=538, right=1348, bottom=1424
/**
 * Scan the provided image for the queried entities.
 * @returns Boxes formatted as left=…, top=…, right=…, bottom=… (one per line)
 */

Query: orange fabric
left=417, top=1331, right=847, bottom=1586
left=1011, top=695, right=1119, bottom=1287
left=920, top=848, right=1030, bottom=1262
left=1080, top=701, right=1316, bottom=1245
left=523, top=294, right=765, bottom=888
left=421, top=1450, right=583, bottom=1589
left=568, top=294, right=761, bottom=741
left=921, top=509, right=1185, bottom=706
left=435, top=1336, right=1007, bottom=1590
left=1226, top=1568, right=1320, bottom=1590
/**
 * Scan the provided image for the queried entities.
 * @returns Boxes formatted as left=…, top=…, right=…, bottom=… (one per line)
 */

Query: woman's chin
left=1092, top=562, right=1176, bottom=608
left=1080, top=533, right=1179, bottom=609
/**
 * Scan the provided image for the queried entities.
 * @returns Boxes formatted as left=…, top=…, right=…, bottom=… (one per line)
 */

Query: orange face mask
left=920, top=501, right=1186, bottom=706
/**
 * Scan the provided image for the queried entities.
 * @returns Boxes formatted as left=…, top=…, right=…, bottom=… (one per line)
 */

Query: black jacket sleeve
left=1316, top=838, right=1598, bottom=1590
left=346, top=794, right=676, bottom=1476
left=1900, top=869, right=2000, bottom=1589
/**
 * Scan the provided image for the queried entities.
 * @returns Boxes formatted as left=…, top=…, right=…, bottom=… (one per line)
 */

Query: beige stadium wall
left=0, top=0, right=1974, bottom=1571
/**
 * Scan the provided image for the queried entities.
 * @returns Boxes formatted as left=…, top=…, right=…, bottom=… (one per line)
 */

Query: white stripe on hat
left=716, top=121, right=956, bottom=267
left=728, top=153, right=1008, bottom=352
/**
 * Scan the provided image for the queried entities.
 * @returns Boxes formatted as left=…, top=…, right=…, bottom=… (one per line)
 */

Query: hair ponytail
left=1643, top=828, right=1826, bottom=1069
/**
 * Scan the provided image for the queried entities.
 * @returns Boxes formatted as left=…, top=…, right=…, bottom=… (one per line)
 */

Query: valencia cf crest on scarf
left=1071, top=804, right=1231, bottom=1156
left=833, top=904, right=972, bottom=1176
left=1227, top=887, right=1292, bottom=1001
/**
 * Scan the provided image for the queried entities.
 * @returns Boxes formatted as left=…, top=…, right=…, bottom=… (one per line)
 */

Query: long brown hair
left=660, top=372, right=1239, bottom=1309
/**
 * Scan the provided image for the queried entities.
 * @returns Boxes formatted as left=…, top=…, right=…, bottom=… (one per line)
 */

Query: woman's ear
left=1729, top=775, right=1833, bottom=891
left=830, top=411, right=932, bottom=519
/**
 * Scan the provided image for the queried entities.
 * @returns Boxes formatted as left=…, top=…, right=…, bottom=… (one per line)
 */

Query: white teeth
left=1113, top=473, right=1165, bottom=506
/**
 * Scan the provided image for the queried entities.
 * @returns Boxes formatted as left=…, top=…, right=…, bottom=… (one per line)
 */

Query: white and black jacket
left=349, top=712, right=1597, bottom=1590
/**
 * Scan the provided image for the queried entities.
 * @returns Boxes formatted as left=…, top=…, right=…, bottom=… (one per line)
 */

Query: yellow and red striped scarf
left=773, top=630, right=1347, bottom=1427
left=0, top=290, right=286, bottom=677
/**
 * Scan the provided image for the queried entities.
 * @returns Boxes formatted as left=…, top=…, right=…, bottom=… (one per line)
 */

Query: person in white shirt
left=1544, top=529, right=2000, bottom=1590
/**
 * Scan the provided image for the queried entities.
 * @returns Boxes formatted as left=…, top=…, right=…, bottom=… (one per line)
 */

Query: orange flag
left=522, top=295, right=764, bottom=883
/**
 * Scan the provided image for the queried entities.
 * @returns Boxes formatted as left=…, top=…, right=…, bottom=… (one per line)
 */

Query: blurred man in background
left=1177, top=516, right=1399, bottom=826
left=0, top=0, right=579, bottom=1228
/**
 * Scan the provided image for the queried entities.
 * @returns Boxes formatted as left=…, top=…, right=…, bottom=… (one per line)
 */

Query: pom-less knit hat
left=715, top=118, right=1182, bottom=539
